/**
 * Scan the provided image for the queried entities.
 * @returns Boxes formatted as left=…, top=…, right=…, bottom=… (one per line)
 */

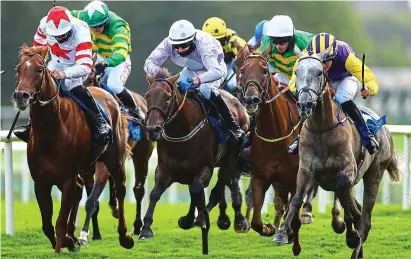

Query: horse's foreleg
left=273, top=168, right=313, bottom=254
left=108, top=174, right=119, bottom=218
left=55, top=176, right=77, bottom=253
left=34, top=183, right=56, bottom=250
left=273, top=184, right=289, bottom=230
left=131, top=153, right=149, bottom=236
left=178, top=187, right=197, bottom=230
left=229, top=170, right=249, bottom=233
left=301, top=184, right=318, bottom=224
left=139, top=166, right=171, bottom=240
left=217, top=189, right=231, bottom=230
left=245, top=180, right=253, bottom=222
left=79, top=163, right=108, bottom=246
left=250, top=176, right=273, bottom=236
left=67, top=176, right=84, bottom=243
left=331, top=194, right=345, bottom=234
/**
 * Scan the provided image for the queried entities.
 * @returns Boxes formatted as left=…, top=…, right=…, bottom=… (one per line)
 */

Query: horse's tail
left=119, top=112, right=133, bottom=156
left=386, top=153, right=401, bottom=182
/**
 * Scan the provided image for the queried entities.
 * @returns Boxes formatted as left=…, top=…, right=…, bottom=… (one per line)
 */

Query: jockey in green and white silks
left=72, top=0, right=144, bottom=120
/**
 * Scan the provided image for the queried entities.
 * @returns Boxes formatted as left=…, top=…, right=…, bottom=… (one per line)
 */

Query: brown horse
left=12, top=44, right=133, bottom=252
left=77, top=57, right=154, bottom=245
left=235, top=45, right=318, bottom=227
left=239, top=44, right=304, bottom=252
left=142, top=68, right=249, bottom=254
left=273, top=48, right=401, bottom=259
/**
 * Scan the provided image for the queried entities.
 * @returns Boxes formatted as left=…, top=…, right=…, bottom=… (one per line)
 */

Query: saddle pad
left=360, top=108, right=387, bottom=136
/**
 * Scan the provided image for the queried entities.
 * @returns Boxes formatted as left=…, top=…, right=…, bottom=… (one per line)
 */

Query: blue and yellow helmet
left=306, top=33, right=338, bottom=63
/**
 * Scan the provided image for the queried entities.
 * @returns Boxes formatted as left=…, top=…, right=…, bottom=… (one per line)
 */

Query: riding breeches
left=274, top=73, right=290, bottom=88
left=96, top=54, right=132, bottom=94
left=177, top=67, right=223, bottom=99
left=328, top=76, right=360, bottom=104
left=47, top=60, right=86, bottom=91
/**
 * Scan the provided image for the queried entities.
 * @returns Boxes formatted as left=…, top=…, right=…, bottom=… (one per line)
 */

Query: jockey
left=202, top=17, right=246, bottom=93
left=14, top=6, right=111, bottom=149
left=288, top=33, right=380, bottom=155
left=256, top=15, right=314, bottom=88
left=71, top=0, right=144, bottom=121
left=144, top=19, right=245, bottom=143
left=246, top=20, right=274, bottom=74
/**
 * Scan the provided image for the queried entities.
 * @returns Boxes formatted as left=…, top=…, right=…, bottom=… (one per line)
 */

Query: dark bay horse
left=12, top=44, right=134, bottom=252
left=78, top=57, right=154, bottom=245
left=273, top=48, right=401, bottom=259
left=142, top=68, right=249, bottom=254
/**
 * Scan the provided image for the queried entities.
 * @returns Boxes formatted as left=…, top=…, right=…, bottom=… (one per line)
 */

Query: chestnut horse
left=142, top=68, right=249, bottom=254
left=77, top=56, right=154, bottom=245
left=239, top=44, right=303, bottom=250
left=273, top=48, right=401, bottom=259
left=235, top=45, right=318, bottom=227
left=12, top=44, right=133, bottom=252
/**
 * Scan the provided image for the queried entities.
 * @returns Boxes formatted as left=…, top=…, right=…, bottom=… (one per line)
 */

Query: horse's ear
left=243, top=44, right=251, bottom=58
left=38, top=46, right=48, bottom=60
left=294, top=46, right=304, bottom=59
left=168, top=73, right=180, bottom=85
left=92, top=54, right=97, bottom=65
left=146, top=73, right=154, bottom=84
left=317, top=46, right=332, bottom=63
left=261, top=44, right=271, bottom=58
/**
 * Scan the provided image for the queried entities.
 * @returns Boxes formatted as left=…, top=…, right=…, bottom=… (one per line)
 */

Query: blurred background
left=1, top=1, right=411, bottom=128
left=1, top=1, right=410, bottom=207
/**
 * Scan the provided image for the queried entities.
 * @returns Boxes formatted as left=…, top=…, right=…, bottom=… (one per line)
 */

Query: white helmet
left=168, top=20, right=196, bottom=45
left=45, top=6, right=73, bottom=36
left=266, top=15, right=294, bottom=38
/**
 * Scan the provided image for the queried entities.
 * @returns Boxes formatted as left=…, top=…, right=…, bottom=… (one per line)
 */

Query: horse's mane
left=153, top=68, right=171, bottom=79
left=18, top=43, right=48, bottom=61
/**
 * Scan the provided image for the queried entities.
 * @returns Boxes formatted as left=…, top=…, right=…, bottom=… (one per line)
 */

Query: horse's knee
left=149, top=188, right=162, bottom=202
left=85, top=198, right=97, bottom=214
left=114, top=185, right=126, bottom=198
left=189, top=181, right=203, bottom=194
left=291, top=197, right=304, bottom=209
left=133, top=186, right=145, bottom=201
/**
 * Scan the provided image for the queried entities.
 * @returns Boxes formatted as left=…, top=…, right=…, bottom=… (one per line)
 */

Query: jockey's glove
left=95, top=62, right=108, bottom=75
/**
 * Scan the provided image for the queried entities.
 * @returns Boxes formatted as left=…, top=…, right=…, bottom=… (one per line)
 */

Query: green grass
left=1, top=200, right=411, bottom=259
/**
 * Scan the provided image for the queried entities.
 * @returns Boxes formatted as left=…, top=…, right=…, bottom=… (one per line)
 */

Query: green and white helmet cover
left=82, top=0, right=109, bottom=27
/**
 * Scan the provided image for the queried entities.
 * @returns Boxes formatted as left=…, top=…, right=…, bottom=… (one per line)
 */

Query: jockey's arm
left=105, top=24, right=130, bottom=67
left=345, top=53, right=379, bottom=95
left=33, top=17, right=47, bottom=47
left=144, top=38, right=171, bottom=75
left=197, top=49, right=225, bottom=84
left=64, top=27, right=93, bottom=79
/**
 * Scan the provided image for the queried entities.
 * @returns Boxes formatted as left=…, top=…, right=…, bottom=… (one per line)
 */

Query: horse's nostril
left=306, top=102, right=314, bottom=109
left=253, top=97, right=260, bottom=104
left=22, top=92, right=30, bottom=99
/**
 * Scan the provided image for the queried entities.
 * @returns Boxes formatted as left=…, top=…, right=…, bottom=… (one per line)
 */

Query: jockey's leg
left=105, top=56, right=144, bottom=121
left=69, top=83, right=112, bottom=153
left=14, top=60, right=63, bottom=143
left=335, top=76, right=379, bottom=155
left=224, top=62, right=237, bottom=94
left=287, top=117, right=306, bottom=155
left=274, top=73, right=290, bottom=88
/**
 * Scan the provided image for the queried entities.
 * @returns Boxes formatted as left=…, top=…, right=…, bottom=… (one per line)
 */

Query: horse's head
left=144, top=68, right=180, bottom=141
left=294, top=46, right=329, bottom=119
left=238, top=44, right=273, bottom=113
left=12, top=43, right=49, bottom=110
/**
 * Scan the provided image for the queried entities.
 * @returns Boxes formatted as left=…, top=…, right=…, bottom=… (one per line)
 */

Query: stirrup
left=287, top=136, right=300, bottom=155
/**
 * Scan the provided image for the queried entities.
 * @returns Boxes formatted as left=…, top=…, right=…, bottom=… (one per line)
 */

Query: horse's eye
left=263, top=68, right=268, bottom=75
left=37, top=67, right=44, bottom=73
left=316, top=70, right=322, bottom=77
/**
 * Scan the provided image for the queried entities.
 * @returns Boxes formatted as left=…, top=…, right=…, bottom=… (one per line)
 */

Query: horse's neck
left=307, top=88, right=339, bottom=131
left=256, top=77, right=291, bottom=138
left=30, top=72, right=62, bottom=131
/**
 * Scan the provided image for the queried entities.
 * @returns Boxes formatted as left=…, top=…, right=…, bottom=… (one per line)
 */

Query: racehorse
left=77, top=56, right=154, bottom=245
left=142, top=68, right=249, bottom=254
left=273, top=47, right=401, bottom=258
left=12, top=44, right=134, bottom=252
left=236, top=45, right=319, bottom=226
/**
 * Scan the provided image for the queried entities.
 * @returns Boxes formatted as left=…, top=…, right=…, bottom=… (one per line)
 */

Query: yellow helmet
left=306, top=33, right=338, bottom=63
left=202, top=17, right=227, bottom=39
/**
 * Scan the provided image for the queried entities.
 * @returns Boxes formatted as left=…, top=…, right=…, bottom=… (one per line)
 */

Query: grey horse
left=273, top=47, right=401, bottom=259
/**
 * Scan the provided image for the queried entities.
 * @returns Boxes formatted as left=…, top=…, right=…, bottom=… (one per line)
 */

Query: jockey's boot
left=241, top=115, right=256, bottom=157
left=210, top=92, right=245, bottom=143
left=287, top=118, right=305, bottom=155
left=70, top=85, right=113, bottom=158
left=341, top=100, right=379, bottom=155
left=116, top=88, right=145, bottom=123
left=14, top=121, right=31, bottom=143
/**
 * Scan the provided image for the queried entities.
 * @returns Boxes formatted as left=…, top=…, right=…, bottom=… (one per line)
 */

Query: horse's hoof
left=261, top=223, right=276, bottom=237
left=300, top=212, right=313, bottom=224
left=346, top=231, right=361, bottom=249
left=119, top=235, right=134, bottom=249
left=273, top=231, right=288, bottom=244
left=78, top=230, right=89, bottom=246
left=92, top=233, right=102, bottom=240
left=78, top=238, right=88, bottom=247
left=64, top=236, right=77, bottom=252
left=217, top=214, right=231, bottom=230
left=332, top=219, right=346, bottom=234
left=292, top=243, right=302, bottom=256
left=139, top=229, right=154, bottom=240
left=130, top=227, right=141, bottom=236
left=178, top=216, right=194, bottom=230
left=234, top=217, right=250, bottom=233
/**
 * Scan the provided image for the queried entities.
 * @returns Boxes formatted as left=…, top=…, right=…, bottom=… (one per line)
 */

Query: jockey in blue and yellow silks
left=288, top=32, right=380, bottom=155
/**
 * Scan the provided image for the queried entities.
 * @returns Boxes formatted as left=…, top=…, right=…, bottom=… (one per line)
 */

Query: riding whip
left=361, top=53, right=367, bottom=100
left=6, top=111, right=21, bottom=142
left=219, top=72, right=236, bottom=90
